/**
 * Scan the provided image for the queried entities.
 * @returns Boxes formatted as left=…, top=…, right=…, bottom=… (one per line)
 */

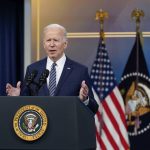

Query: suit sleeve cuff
left=83, top=97, right=89, bottom=105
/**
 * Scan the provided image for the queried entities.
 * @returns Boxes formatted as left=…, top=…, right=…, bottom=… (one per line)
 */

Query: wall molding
left=67, top=32, right=150, bottom=38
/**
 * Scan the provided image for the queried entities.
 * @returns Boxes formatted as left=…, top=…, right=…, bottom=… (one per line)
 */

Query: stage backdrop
left=31, top=0, right=150, bottom=83
left=0, top=0, right=24, bottom=95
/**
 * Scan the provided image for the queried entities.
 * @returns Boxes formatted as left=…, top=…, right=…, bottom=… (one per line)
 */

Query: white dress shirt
left=46, top=53, right=66, bottom=88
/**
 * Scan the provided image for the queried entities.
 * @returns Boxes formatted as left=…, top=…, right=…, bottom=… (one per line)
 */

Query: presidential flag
left=119, top=32, right=150, bottom=150
left=90, top=37, right=129, bottom=150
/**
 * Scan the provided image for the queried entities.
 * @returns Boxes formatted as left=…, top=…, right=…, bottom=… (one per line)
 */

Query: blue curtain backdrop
left=0, top=0, right=24, bottom=95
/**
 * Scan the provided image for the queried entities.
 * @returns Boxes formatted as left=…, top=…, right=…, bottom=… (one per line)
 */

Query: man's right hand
left=6, top=81, right=21, bottom=96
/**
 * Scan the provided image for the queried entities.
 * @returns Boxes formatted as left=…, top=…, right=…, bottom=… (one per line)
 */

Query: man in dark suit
left=6, top=24, right=98, bottom=114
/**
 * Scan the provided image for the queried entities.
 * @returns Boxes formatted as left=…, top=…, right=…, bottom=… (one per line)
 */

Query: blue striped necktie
left=49, top=62, right=57, bottom=96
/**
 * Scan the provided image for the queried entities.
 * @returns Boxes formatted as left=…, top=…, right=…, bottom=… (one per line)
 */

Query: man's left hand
left=79, top=80, right=89, bottom=102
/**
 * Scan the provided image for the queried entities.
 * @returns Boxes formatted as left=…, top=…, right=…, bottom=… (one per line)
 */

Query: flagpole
left=95, top=9, right=108, bottom=134
left=131, top=8, right=144, bottom=90
left=131, top=8, right=145, bottom=133
left=95, top=9, right=108, bottom=100
left=95, top=9, right=108, bottom=43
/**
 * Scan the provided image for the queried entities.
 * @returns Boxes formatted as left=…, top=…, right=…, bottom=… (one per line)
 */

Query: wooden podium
left=0, top=96, right=96, bottom=150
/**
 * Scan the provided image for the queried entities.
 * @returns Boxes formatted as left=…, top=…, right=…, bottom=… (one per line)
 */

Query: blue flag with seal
left=119, top=32, right=150, bottom=150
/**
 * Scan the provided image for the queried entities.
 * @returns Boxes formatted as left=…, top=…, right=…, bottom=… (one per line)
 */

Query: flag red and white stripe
left=90, top=39, right=130, bottom=150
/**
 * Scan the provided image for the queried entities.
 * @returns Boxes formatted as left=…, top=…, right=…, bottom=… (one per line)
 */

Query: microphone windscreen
left=38, top=69, right=49, bottom=87
left=31, top=70, right=38, bottom=77
left=25, top=70, right=38, bottom=86
left=44, top=69, right=49, bottom=78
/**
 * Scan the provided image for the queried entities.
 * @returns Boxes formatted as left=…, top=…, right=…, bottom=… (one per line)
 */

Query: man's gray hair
left=43, top=24, right=67, bottom=40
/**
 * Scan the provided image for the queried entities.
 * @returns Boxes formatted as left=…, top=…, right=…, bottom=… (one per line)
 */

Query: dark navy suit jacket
left=21, top=57, right=98, bottom=114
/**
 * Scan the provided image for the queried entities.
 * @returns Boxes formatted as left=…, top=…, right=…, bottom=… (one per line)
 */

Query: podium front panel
left=0, top=96, right=96, bottom=150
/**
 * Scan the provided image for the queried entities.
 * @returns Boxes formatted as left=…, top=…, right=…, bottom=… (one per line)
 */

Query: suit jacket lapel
left=55, top=58, right=73, bottom=95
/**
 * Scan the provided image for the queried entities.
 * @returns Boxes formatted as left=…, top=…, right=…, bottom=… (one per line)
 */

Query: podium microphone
left=37, top=69, right=49, bottom=90
left=25, top=70, right=38, bottom=87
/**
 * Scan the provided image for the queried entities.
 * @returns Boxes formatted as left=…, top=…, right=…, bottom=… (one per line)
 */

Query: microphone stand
left=34, top=69, right=49, bottom=95
left=27, top=86, right=36, bottom=96
left=26, top=81, right=39, bottom=96
left=34, top=79, right=47, bottom=96
left=25, top=69, right=49, bottom=96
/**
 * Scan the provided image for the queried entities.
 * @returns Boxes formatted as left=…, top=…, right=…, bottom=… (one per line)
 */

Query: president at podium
left=6, top=24, right=98, bottom=114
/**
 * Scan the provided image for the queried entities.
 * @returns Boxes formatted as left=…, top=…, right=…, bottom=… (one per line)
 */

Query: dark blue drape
left=0, top=0, right=24, bottom=95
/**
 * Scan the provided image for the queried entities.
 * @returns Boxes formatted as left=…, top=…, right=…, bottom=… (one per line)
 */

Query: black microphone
left=25, top=70, right=38, bottom=87
left=37, top=69, right=49, bottom=90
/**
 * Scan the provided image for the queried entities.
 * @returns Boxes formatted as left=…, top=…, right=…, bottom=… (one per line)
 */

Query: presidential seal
left=120, top=72, right=150, bottom=136
left=13, top=105, right=48, bottom=141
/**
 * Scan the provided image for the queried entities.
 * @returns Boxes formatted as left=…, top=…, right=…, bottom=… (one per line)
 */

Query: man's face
left=43, top=28, right=68, bottom=61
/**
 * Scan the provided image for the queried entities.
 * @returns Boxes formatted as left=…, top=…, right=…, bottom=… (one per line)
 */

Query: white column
left=24, top=0, right=31, bottom=74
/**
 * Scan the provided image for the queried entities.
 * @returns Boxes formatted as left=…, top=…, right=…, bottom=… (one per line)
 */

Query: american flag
left=90, top=38, right=130, bottom=150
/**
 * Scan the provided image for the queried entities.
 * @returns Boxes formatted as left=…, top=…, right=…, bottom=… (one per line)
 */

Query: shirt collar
left=47, top=53, right=66, bottom=67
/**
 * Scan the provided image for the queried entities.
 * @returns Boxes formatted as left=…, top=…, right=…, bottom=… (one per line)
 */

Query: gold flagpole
left=131, top=8, right=144, bottom=33
left=95, top=9, right=109, bottom=133
left=95, top=9, right=108, bottom=43
left=131, top=8, right=145, bottom=90
left=130, top=8, right=145, bottom=134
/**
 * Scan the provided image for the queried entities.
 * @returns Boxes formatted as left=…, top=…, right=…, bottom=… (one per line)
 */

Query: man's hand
left=79, top=80, right=89, bottom=102
left=6, top=81, right=21, bottom=96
